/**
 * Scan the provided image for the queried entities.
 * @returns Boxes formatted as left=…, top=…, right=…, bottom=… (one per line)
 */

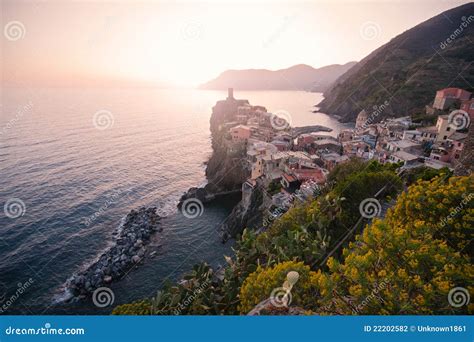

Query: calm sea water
left=0, top=88, right=347, bottom=314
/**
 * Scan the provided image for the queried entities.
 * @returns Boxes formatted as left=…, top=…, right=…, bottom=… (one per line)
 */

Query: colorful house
left=433, top=88, right=471, bottom=110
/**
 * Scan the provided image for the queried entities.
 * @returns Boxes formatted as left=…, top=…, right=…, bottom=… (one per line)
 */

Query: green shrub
left=112, top=300, right=152, bottom=315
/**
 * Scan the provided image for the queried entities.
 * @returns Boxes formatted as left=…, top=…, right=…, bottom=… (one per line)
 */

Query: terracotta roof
left=282, top=173, right=297, bottom=183
left=293, top=169, right=326, bottom=183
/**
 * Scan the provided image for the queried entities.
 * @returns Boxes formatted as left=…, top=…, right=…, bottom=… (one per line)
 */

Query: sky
left=1, top=0, right=472, bottom=87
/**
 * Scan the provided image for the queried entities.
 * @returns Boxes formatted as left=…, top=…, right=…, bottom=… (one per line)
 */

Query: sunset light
left=1, top=0, right=473, bottom=339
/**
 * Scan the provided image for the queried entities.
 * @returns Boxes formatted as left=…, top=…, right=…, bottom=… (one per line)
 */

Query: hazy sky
left=1, top=0, right=471, bottom=87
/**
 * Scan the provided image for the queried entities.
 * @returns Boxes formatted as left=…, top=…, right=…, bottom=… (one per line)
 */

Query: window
left=443, top=136, right=447, bottom=140
left=446, top=127, right=451, bottom=131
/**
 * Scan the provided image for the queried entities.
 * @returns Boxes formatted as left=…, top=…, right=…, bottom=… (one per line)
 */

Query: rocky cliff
left=179, top=92, right=250, bottom=205
left=179, top=91, right=268, bottom=239
left=220, top=179, right=267, bottom=242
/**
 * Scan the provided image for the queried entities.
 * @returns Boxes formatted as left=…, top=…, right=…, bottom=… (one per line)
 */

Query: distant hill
left=199, top=62, right=357, bottom=92
left=318, top=2, right=474, bottom=122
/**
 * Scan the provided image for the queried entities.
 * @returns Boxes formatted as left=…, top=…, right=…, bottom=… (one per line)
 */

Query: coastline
left=179, top=89, right=333, bottom=242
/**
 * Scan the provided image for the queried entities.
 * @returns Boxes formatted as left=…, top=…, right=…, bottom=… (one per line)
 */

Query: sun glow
left=3, top=0, right=467, bottom=88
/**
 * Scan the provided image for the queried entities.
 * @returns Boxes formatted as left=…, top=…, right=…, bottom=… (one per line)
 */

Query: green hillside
left=318, top=3, right=474, bottom=122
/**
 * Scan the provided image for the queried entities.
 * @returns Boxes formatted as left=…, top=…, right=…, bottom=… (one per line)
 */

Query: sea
left=0, top=88, right=349, bottom=314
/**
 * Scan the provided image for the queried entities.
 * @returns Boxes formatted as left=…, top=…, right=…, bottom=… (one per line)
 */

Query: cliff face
left=180, top=92, right=269, bottom=239
left=206, top=95, right=251, bottom=192
left=179, top=93, right=250, bottom=204
left=221, top=180, right=266, bottom=241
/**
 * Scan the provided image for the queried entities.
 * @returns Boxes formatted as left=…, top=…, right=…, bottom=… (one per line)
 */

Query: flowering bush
left=239, top=261, right=317, bottom=314
left=312, top=174, right=473, bottom=314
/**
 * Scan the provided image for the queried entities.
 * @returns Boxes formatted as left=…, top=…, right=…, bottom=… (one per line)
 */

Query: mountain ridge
left=318, top=2, right=474, bottom=122
left=199, top=62, right=357, bottom=92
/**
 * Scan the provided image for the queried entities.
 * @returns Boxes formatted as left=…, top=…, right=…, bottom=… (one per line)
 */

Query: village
left=220, top=87, right=473, bottom=216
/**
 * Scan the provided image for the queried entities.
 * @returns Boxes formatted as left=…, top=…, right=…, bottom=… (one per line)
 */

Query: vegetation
left=402, top=165, right=452, bottom=185
left=113, top=159, right=473, bottom=315
left=318, top=3, right=474, bottom=121
left=313, top=175, right=473, bottom=314
left=239, top=261, right=317, bottom=313
left=267, top=180, right=283, bottom=195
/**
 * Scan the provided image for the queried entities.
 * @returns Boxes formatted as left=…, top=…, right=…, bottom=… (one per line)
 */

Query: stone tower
left=227, top=88, right=234, bottom=100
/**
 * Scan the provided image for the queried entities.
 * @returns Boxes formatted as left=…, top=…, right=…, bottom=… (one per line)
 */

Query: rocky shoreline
left=66, top=207, right=161, bottom=298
